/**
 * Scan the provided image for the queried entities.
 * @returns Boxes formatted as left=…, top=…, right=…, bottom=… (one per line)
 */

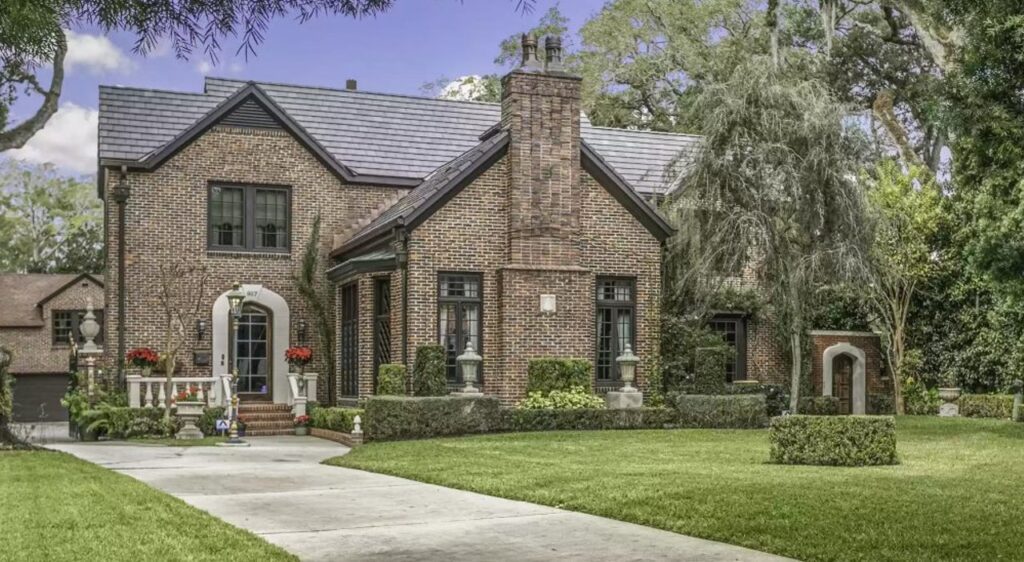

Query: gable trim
left=36, top=273, right=104, bottom=309
left=98, top=83, right=421, bottom=190
left=581, top=141, right=675, bottom=241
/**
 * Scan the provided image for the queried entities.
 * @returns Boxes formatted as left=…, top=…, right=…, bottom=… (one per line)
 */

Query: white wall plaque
left=540, top=294, right=557, bottom=313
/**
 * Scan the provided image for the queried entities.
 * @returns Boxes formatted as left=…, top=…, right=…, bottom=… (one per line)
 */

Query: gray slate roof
left=99, top=77, right=701, bottom=195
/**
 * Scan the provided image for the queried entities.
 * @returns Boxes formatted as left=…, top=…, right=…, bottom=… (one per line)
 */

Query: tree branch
left=0, top=31, right=66, bottom=152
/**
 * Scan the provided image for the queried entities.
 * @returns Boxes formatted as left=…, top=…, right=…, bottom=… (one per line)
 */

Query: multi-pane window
left=52, top=310, right=104, bottom=346
left=595, top=278, right=635, bottom=383
left=438, top=273, right=482, bottom=385
left=708, top=314, right=747, bottom=382
left=208, top=184, right=289, bottom=251
left=235, top=307, right=269, bottom=394
left=373, top=278, right=392, bottom=388
left=339, top=283, right=359, bottom=398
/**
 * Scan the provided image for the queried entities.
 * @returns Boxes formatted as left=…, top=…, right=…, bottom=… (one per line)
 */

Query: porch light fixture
left=616, top=343, right=639, bottom=392
left=457, top=341, right=482, bottom=394
left=225, top=282, right=247, bottom=446
left=195, top=319, right=207, bottom=341
left=227, top=283, right=245, bottom=319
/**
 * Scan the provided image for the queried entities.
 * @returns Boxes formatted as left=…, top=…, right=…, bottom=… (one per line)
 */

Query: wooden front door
left=833, top=354, right=854, bottom=415
left=235, top=306, right=271, bottom=399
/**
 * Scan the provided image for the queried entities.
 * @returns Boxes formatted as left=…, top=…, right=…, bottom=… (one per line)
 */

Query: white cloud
left=196, top=59, right=214, bottom=75
left=195, top=59, right=245, bottom=76
left=7, top=103, right=99, bottom=174
left=64, top=30, right=132, bottom=74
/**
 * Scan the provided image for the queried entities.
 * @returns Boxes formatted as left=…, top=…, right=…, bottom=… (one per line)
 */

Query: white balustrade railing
left=287, top=372, right=319, bottom=418
left=127, top=374, right=229, bottom=410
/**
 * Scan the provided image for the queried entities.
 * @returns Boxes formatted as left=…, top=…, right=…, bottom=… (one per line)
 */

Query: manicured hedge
left=413, top=345, right=447, bottom=396
left=310, top=406, right=363, bottom=433
left=78, top=407, right=178, bottom=439
left=868, top=394, right=896, bottom=415
left=198, top=406, right=226, bottom=437
left=503, top=408, right=677, bottom=432
left=798, top=396, right=840, bottom=416
left=959, top=394, right=1015, bottom=419
left=670, top=393, right=769, bottom=428
left=769, top=415, right=898, bottom=466
left=727, top=382, right=788, bottom=417
left=363, top=395, right=503, bottom=441
left=376, top=364, right=407, bottom=396
left=526, top=359, right=592, bottom=394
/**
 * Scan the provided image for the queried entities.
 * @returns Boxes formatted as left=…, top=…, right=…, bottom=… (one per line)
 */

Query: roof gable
left=0, top=273, right=103, bottom=328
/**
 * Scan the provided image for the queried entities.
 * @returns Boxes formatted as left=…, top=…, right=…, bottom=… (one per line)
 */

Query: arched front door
left=832, top=354, right=855, bottom=415
left=235, top=305, right=271, bottom=399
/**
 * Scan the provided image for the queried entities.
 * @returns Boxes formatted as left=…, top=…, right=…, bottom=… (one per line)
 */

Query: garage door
left=12, top=374, right=70, bottom=422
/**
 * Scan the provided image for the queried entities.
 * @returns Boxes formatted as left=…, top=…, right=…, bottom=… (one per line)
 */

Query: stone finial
left=520, top=33, right=543, bottom=71
left=353, top=415, right=363, bottom=435
left=544, top=35, right=564, bottom=72
left=79, top=297, right=101, bottom=353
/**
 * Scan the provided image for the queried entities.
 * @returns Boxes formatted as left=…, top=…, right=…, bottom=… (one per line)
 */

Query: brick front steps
left=238, top=403, right=295, bottom=437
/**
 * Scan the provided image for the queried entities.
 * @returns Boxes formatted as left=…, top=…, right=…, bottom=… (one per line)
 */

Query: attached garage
left=12, top=373, right=70, bottom=422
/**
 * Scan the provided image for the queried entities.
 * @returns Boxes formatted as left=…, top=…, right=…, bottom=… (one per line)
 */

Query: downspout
left=394, top=218, right=410, bottom=367
left=111, top=166, right=131, bottom=387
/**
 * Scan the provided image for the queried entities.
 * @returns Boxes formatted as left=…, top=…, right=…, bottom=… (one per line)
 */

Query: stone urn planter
left=295, top=426, right=309, bottom=436
left=938, top=387, right=962, bottom=417
left=175, top=401, right=205, bottom=440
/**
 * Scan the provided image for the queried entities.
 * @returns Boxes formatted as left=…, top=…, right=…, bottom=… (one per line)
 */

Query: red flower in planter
left=294, top=415, right=311, bottom=427
left=126, top=347, right=159, bottom=368
left=285, top=346, right=313, bottom=367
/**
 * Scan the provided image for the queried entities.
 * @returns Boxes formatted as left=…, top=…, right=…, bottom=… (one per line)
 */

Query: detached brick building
left=96, top=36, right=689, bottom=406
left=0, top=273, right=103, bottom=421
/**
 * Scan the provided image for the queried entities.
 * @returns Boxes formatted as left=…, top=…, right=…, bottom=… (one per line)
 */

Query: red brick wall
left=3, top=279, right=104, bottom=375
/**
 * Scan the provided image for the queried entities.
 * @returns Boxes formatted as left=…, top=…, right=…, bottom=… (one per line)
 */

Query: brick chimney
left=501, top=34, right=582, bottom=266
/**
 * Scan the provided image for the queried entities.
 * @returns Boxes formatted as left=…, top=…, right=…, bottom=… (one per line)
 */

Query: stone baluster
left=158, top=383, right=167, bottom=410
left=197, top=383, right=206, bottom=404
left=144, top=382, right=154, bottom=408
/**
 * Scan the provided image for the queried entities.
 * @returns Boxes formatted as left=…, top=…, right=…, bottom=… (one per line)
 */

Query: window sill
left=207, top=250, right=291, bottom=260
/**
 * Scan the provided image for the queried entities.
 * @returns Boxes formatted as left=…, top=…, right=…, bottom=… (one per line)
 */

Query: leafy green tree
left=0, top=160, right=102, bottom=273
left=667, top=57, right=871, bottom=412
left=865, top=161, right=942, bottom=412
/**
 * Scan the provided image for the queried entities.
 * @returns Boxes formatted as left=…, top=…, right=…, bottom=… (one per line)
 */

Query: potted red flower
left=126, top=347, right=159, bottom=376
left=286, top=346, right=313, bottom=391
left=294, top=414, right=311, bottom=436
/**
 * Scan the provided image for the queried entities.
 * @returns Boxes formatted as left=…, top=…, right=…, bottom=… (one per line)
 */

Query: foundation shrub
left=412, top=345, right=447, bottom=396
left=363, top=395, right=503, bottom=441
left=198, top=406, right=226, bottom=436
left=376, top=364, right=407, bottom=396
left=669, top=393, right=768, bottom=428
left=959, top=394, right=1015, bottom=419
left=869, top=394, right=896, bottom=415
left=526, top=359, right=593, bottom=395
left=78, top=406, right=177, bottom=439
left=310, top=406, right=363, bottom=433
left=519, top=386, right=606, bottom=410
left=503, top=408, right=677, bottom=432
left=769, top=415, right=898, bottom=466
left=798, top=396, right=840, bottom=415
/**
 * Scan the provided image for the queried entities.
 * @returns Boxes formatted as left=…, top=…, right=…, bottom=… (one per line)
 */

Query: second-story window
left=209, top=184, right=290, bottom=252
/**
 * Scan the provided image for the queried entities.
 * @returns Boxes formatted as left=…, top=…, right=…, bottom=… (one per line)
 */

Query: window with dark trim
left=595, top=277, right=635, bottom=383
left=438, top=273, right=482, bottom=385
left=208, top=184, right=290, bottom=252
left=708, top=314, right=747, bottom=382
left=338, top=283, right=359, bottom=398
left=373, top=278, right=392, bottom=388
left=52, top=310, right=104, bottom=346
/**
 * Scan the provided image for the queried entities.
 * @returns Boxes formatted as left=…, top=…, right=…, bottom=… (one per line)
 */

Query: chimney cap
left=345, top=79, right=357, bottom=91
left=519, top=33, right=543, bottom=71
left=544, top=35, right=564, bottom=72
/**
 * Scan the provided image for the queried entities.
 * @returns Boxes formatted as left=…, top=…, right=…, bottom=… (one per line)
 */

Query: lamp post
left=226, top=283, right=246, bottom=445
left=457, top=341, right=482, bottom=394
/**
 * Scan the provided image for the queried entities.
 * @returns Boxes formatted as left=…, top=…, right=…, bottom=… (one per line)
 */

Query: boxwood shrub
left=376, top=363, right=407, bottom=396
left=198, top=406, right=226, bottom=437
left=364, top=395, right=503, bottom=441
left=669, top=393, right=768, bottom=428
left=310, top=406, right=363, bottom=433
left=769, top=415, right=898, bottom=466
left=798, top=396, right=840, bottom=416
left=526, top=359, right=592, bottom=394
left=413, top=345, right=447, bottom=396
left=959, top=394, right=1015, bottom=419
left=869, top=394, right=895, bottom=415
left=503, top=408, right=677, bottom=432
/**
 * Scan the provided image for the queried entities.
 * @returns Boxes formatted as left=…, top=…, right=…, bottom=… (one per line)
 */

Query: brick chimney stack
left=500, top=33, right=582, bottom=267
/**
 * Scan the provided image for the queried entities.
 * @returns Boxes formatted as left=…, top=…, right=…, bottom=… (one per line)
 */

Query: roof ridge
left=205, top=76, right=503, bottom=108
left=586, top=124, right=703, bottom=139
left=100, top=84, right=214, bottom=97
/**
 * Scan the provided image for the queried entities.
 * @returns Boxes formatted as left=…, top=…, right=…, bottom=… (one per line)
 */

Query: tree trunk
left=767, top=0, right=780, bottom=69
left=789, top=330, right=802, bottom=413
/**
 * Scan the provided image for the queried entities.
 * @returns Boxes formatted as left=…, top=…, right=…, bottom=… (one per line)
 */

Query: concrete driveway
left=52, top=438, right=791, bottom=562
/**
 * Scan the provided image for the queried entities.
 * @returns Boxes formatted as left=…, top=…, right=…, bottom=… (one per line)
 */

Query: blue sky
left=6, top=0, right=604, bottom=175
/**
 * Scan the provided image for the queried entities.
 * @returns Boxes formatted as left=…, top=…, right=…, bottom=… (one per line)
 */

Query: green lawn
left=328, top=416, right=1024, bottom=562
left=0, top=451, right=295, bottom=562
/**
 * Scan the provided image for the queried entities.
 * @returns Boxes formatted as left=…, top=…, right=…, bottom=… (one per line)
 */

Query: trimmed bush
left=519, top=386, right=606, bottom=410
left=364, top=395, right=503, bottom=441
left=526, top=359, right=592, bottom=394
left=869, top=394, right=895, bottom=415
left=413, top=345, right=447, bottom=396
left=691, top=346, right=731, bottom=393
left=670, top=394, right=768, bottom=428
left=503, top=408, right=677, bottom=432
left=78, top=407, right=177, bottom=439
left=727, top=382, right=788, bottom=417
left=959, top=394, right=1015, bottom=419
left=798, top=396, right=840, bottom=416
left=376, top=363, right=407, bottom=396
left=198, top=406, right=226, bottom=436
left=769, top=415, right=898, bottom=466
left=310, top=406, right=363, bottom=433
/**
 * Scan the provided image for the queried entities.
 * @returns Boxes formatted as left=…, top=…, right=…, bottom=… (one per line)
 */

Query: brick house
left=97, top=36, right=688, bottom=406
left=0, top=273, right=104, bottom=421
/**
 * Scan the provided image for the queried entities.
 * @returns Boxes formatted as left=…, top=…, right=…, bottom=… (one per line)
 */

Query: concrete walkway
left=52, top=438, right=791, bottom=562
